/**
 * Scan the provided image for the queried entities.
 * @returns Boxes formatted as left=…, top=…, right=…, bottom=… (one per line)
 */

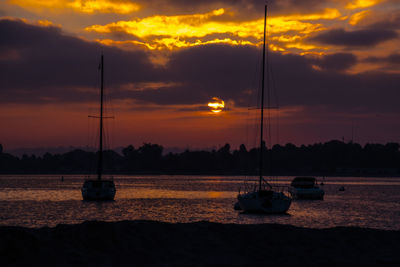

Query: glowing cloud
left=85, top=8, right=228, bottom=37
left=286, top=43, right=323, bottom=51
left=36, top=19, right=57, bottom=26
left=348, top=10, right=371, bottom=25
left=281, top=8, right=341, bottom=21
left=8, top=0, right=140, bottom=14
left=86, top=8, right=339, bottom=37
left=346, top=0, right=381, bottom=9
left=86, top=8, right=340, bottom=51
left=97, top=38, right=255, bottom=50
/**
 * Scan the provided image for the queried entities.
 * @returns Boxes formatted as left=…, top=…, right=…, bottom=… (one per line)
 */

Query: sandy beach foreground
left=1, top=220, right=399, bottom=266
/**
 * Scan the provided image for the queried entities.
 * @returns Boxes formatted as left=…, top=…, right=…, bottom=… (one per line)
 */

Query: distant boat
left=81, top=54, right=116, bottom=201
left=289, top=177, right=324, bottom=200
left=236, top=4, right=291, bottom=214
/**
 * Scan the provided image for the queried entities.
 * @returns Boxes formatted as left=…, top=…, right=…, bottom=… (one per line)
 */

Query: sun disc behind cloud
left=208, top=97, right=225, bottom=113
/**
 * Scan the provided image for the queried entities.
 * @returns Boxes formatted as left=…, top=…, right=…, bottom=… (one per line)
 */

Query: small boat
left=237, top=4, right=291, bottom=214
left=81, top=54, right=116, bottom=201
left=289, top=177, right=324, bottom=200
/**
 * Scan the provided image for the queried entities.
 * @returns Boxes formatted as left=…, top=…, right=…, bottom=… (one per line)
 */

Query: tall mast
left=97, top=54, right=104, bottom=181
left=259, top=4, right=267, bottom=190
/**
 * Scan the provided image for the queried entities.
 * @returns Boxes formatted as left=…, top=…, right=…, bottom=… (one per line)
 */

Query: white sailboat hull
left=238, top=191, right=291, bottom=214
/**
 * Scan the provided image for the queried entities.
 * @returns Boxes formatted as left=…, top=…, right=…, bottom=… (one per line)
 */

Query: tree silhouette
left=0, top=140, right=399, bottom=175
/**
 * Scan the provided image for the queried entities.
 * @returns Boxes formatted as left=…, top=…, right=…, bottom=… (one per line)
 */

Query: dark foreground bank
left=1, top=221, right=399, bottom=266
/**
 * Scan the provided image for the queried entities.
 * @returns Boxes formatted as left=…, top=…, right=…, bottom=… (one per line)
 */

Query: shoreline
left=1, top=220, right=399, bottom=266
left=2, top=173, right=400, bottom=177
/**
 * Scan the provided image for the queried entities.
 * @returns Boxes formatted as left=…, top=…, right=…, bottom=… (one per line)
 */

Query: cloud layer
left=1, top=18, right=399, bottom=115
left=1, top=0, right=400, bottom=148
left=310, top=28, right=398, bottom=47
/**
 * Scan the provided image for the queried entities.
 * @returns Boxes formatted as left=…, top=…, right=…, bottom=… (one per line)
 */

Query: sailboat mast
left=259, top=4, right=267, bottom=190
left=97, top=54, right=104, bottom=181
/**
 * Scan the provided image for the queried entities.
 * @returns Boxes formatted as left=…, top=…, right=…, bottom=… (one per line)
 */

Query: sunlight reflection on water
left=0, top=175, right=399, bottom=230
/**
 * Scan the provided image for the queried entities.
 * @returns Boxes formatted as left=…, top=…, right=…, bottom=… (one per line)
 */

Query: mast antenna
left=259, top=3, right=267, bottom=190
left=97, top=54, right=104, bottom=181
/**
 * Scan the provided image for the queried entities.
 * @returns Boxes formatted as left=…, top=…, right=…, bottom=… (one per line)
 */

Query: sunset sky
left=1, top=0, right=399, bottom=151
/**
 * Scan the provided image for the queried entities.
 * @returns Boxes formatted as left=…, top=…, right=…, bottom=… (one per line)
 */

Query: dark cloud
left=309, top=28, right=398, bottom=47
left=1, top=19, right=400, bottom=116
left=127, top=44, right=399, bottom=114
left=0, top=19, right=158, bottom=103
left=263, top=52, right=399, bottom=113
left=365, top=54, right=400, bottom=65
left=366, top=10, right=400, bottom=31
left=155, top=44, right=259, bottom=106
left=312, top=53, right=357, bottom=71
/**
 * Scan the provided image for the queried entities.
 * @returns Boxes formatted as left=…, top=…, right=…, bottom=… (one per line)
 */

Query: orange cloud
left=97, top=38, right=255, bottom=51
left=286, top=43, right=324, bottom=51
left=8, top=0, right=140, bottom=14
left=86, top=8, right=340, bottom=51
left=348, top=10, right=371, bottom=25
left=36, top=19, right=55, bottom=26
left=86, top=8, right=339, bottom=37
left=345, top=0, right=381, bottom=9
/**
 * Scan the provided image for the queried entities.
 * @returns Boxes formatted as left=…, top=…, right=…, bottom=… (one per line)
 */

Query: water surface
left=0, top=175, right=399, bottom=230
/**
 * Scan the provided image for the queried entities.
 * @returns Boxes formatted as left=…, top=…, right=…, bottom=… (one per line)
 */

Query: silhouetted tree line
left=1, top=140, right=400, bottom=176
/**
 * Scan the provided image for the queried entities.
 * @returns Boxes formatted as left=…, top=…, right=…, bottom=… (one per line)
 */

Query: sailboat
left=237, top=4, right=291, bottom=213
left=81, top=54, right=116, bottom=201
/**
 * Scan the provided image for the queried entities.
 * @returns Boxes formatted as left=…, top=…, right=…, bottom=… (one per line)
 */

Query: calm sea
left=0, top=175, right=399, bottom=230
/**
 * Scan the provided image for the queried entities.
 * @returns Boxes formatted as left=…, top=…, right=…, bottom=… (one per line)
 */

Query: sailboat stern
left=238, top=190, right=291, bottom=214
left=81, top=180, right=116, bottom=201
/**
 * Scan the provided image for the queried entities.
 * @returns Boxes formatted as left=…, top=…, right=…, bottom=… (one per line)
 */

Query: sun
left=208, top=97, right=225, bottom=113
